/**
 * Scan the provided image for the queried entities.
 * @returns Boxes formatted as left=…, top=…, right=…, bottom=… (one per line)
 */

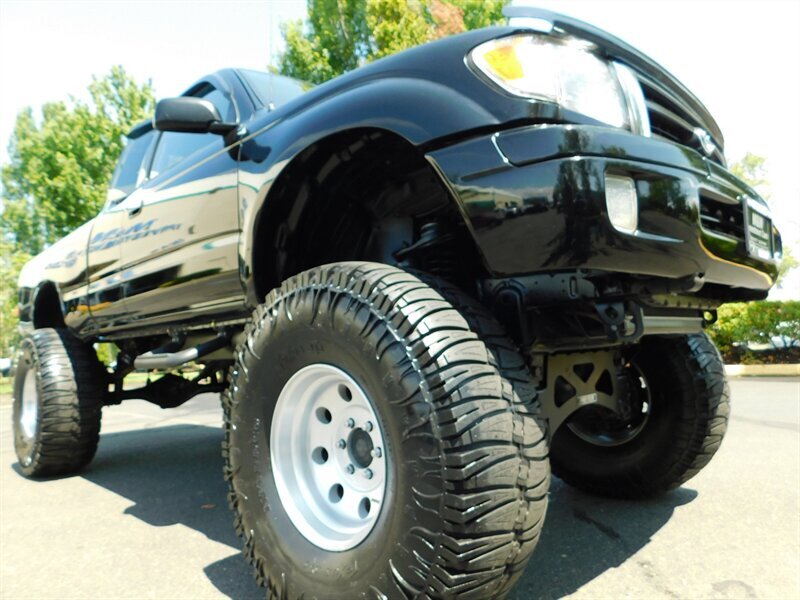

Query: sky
left=0, top=0, right=798, bottom=298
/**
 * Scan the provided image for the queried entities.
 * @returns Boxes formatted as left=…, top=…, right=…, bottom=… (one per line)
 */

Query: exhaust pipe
left=133, top=332, right=231, bottom=370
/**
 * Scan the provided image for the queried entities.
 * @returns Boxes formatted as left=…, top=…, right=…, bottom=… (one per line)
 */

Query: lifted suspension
left=536, top=349, right=647, bottom=439
left=106, top=362, right=229, bottom=409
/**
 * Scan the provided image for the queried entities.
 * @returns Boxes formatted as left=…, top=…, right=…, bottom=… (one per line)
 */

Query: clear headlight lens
left=471, top=34, right=631, bottom=130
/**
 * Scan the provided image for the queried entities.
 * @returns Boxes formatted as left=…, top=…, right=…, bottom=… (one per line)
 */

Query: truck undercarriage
left=10, top=6, right=777, bottom=599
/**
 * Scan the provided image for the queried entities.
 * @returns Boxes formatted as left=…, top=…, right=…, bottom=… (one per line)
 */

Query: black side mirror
left=154, top=97, right=237, bottom=135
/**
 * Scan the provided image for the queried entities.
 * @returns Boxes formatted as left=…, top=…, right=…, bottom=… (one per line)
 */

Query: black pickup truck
left=12, top=7, right=780, bottom=599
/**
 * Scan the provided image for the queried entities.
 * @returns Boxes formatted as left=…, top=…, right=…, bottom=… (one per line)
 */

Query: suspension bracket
left=538, top=350, right=625, bottom=437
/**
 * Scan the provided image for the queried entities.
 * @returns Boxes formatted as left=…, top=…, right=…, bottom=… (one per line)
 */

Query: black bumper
left=427, top=124, right=780, bottom=296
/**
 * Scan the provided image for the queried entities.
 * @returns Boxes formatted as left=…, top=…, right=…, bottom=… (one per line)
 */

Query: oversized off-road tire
left=411, top=274, right=540, bottom=413
left=550, top=333, right=729, bottom=498
left=12, top=328, right=105, bottom=477
left=223, top=262, right=549, bottom=599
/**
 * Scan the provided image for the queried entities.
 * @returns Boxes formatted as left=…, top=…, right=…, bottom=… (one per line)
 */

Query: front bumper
left=427, top=124, right=780, bottom=296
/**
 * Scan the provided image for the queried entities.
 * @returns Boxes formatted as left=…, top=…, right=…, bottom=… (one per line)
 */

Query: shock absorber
left=395, top=221, right=458, bottom=280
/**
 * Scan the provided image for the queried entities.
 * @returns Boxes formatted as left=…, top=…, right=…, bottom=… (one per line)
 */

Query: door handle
left=127, top=199, right=143, bottom=217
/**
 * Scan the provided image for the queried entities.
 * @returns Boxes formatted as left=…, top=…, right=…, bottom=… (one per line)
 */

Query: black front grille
left=637, top=75, right=725, bottom=166
left=699, top=195, right=744, bottom=240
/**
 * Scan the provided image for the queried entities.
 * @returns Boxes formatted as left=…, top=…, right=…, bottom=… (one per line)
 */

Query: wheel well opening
left=32, top=283, right=65, bottom=329
left=251, top=128, right=484, bottom=299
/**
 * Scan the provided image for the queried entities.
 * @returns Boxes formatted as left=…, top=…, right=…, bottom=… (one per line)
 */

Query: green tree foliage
left=0, top=240, right=31, bottom=357
left=279, top=0, right=370, bottom=84
left=1, top=66, right=155, bottom=255
left=730, top=152, right=769, bottom=197
left=0, top=66, right=154, bottom=355
left=279, top=0, right=506, bottom=84
left=452, top=0, right=505, bottom=30
left=709, top=300, right=800, bottom=361
left=368, top=0, right=431, bottom=59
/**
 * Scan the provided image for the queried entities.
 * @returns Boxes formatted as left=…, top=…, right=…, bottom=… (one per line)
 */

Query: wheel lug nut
left=337, top=439, right=346, bottom=449
left=346, top=418, right=355, bottom=429
left=346, top=464, right=355, bottom=474
left=363, top=468, right=373, bottom=480
left=365, top=421, right=373, bottom=432
left=371, top=447, right=382, bottom=458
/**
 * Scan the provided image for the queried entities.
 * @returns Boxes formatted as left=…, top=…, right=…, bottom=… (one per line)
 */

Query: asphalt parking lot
left=1, top=377, right=798, bottom=600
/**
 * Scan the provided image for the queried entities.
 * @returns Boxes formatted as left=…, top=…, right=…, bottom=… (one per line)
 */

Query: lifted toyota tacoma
left=12, top=7, right=781, bottom=599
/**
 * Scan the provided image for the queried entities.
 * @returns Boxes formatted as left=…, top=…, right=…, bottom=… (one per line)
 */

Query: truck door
left=114, top=80, right=244, bottom=328
left=85, top=124, right=156, bottom=333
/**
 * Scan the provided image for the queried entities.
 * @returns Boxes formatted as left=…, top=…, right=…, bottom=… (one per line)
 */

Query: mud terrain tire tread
left=551, top=333, right=729, bottom=498
left=222, top=262, right=549, bottom=599
left=13, top=328, right=105, bottom=477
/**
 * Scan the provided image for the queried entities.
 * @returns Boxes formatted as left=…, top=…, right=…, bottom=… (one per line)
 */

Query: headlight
left=470, top=34, right=649, bottom=135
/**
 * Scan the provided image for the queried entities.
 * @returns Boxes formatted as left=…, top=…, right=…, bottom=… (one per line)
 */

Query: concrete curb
left=725, top=364, right=800, bottom=377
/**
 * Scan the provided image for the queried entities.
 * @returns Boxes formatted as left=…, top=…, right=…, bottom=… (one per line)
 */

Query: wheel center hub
left=348, top=428, right=374, bottom=468
left=270, top=363, right=387, bottom=552
left=20, top=369, right=39, bottom=440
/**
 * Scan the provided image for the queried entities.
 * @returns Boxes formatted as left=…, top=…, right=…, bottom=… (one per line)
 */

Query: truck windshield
left=238, top=70, right=311, bottom=109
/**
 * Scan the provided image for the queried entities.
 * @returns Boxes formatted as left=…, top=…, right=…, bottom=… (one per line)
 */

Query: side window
left=149, top=83, right=235, bottom=178
left=203, top=87, right=236, bottom=122
left=107, top=128, right=156, bottom=205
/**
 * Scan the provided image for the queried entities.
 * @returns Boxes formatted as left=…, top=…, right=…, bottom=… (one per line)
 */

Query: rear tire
left=223, top=263, right=549, bottom=599
left=550, top=333, right=729, bottom=498
left=13, top=328, right=105, bottom=477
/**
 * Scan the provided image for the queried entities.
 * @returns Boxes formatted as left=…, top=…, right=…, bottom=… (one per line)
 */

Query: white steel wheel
left=20, top=369, right=39, bottom=440
left=270, top=363, right=387, bottom=551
